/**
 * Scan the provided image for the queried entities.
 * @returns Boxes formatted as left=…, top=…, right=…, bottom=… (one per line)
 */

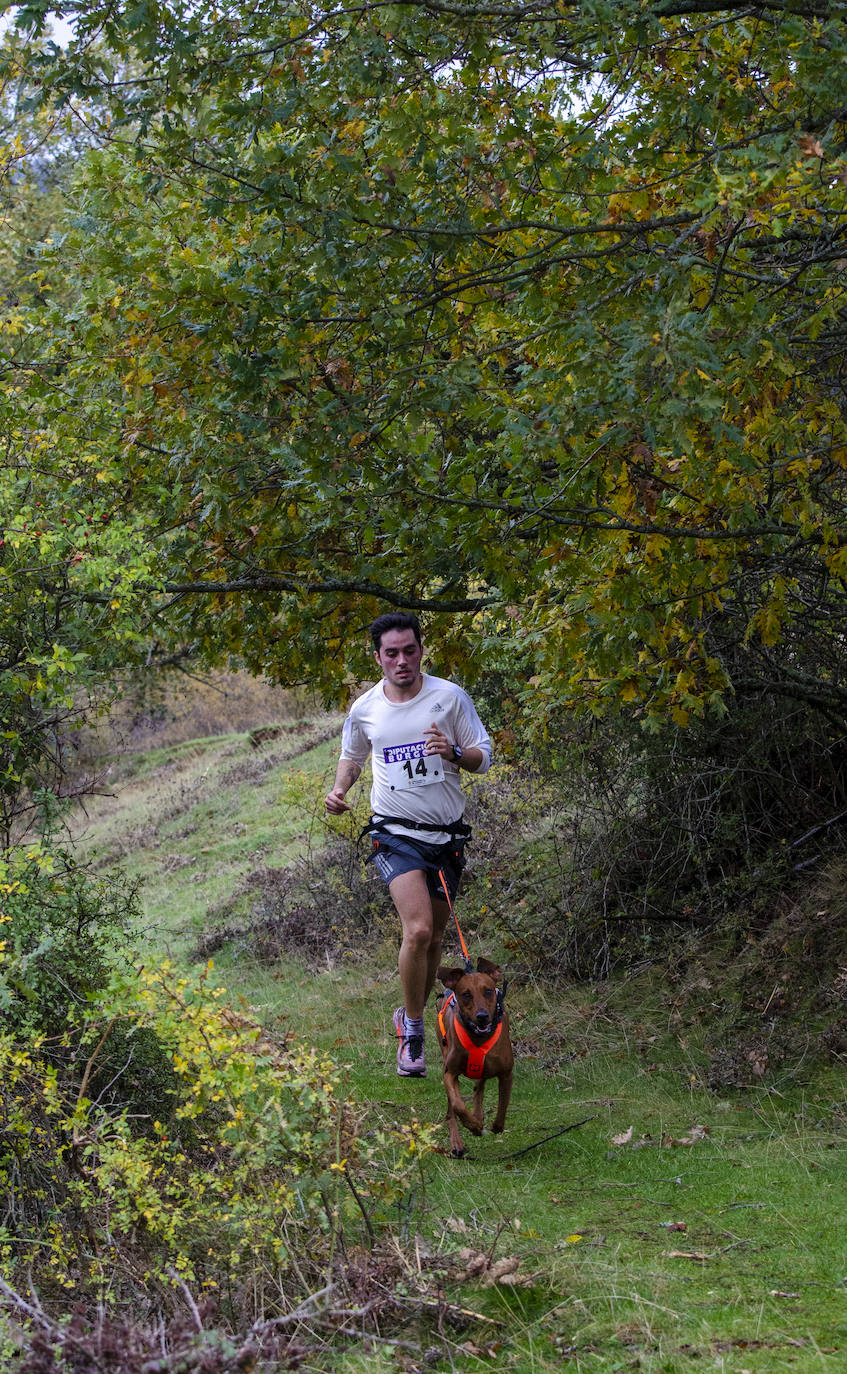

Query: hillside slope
left=56, top=674, right=847, bottom=1372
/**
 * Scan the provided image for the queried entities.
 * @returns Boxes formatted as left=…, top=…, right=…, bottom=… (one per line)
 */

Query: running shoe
left=393, top=1006, right=426, bottom=1077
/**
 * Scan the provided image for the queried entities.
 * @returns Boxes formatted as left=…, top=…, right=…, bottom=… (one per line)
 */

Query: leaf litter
left=611, top=1122, right=710, bottom=1147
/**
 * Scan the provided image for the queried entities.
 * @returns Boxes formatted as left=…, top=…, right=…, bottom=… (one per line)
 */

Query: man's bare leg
left=389, top=871, right=449, bottom=1019
left=426, top=897, right=450, bottom=999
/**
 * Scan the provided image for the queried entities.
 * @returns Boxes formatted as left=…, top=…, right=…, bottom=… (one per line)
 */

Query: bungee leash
left=438, top=867, right=473, bottom=974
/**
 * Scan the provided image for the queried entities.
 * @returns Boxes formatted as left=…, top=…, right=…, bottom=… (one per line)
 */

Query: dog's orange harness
left=438, top=992, right=504, bottom=1079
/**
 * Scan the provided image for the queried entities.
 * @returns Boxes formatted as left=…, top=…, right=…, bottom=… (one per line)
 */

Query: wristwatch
left=451, top=744, right=463, bottom=764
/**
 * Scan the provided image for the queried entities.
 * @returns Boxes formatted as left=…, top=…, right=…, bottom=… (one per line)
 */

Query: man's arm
left=423, top=724, right=485, bottom=773
left=431, top=684, right=494, bottom=774
left=325, top=758, right=362, bottom=814
left=452, top=746, right=484, bottom=773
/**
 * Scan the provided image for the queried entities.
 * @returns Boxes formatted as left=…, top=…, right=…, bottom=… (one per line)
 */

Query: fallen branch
left=396, top=1293, right=504, bottom=1326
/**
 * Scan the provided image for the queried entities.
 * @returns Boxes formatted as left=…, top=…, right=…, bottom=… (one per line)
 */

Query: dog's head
left=438, top=957, right=504, bottom=1033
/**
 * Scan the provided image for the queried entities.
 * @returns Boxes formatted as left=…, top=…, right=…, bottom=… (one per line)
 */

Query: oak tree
left=4, top=0, right=846, bottom=729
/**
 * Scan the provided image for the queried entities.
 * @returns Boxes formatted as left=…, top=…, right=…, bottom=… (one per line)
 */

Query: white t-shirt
left=340, top=673, right=493, bottom=842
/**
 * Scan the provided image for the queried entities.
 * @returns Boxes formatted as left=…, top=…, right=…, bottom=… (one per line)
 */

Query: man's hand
left=424, top=723, right=482, bottom=772
left=325, top=759, right=361, bottom=814
left=424, top=721, right=451, bottom=757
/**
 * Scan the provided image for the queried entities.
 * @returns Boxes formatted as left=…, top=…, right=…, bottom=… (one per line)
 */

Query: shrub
left=198, top=768, right=395, bottom=967
left=452, top=700, right=847, bottom=982
left=0, top=959, right=432, bottom=1324
left=198, top=839, right=394, bottom=969
left=0, top=846, right=138, bottom=1036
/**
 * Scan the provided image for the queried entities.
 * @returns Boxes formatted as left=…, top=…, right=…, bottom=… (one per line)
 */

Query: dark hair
left=369, top=612, right=422, bottom=652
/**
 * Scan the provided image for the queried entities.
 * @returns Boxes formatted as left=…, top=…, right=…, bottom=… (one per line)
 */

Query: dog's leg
left=445, top=1097, right=465, bottom=1157
left=443, top=1071, right=484, bottom=1136
left=491, top=1068, right=513, bottom=1134
left=470, top=1077, right=486, bottom=1135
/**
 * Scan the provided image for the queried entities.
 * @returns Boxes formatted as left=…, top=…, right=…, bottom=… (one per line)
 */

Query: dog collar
left=438, top=992, right=504, bottom=1079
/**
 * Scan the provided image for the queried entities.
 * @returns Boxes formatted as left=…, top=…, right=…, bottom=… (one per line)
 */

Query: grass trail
left=73, top=717, right=847, bottom=1372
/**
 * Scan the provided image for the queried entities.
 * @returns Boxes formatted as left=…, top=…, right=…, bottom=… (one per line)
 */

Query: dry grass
left=75, top=669, right=319, bottom=760
left=64, top=673, right=342, bottom=963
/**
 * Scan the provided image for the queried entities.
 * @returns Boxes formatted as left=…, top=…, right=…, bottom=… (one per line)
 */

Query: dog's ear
left=476, top=957, right=502, bottom=981
left=438, top=966, right=467, bottom=990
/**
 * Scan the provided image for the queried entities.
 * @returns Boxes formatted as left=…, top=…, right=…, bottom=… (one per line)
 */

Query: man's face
left=374, top=628, right=423, bottom=689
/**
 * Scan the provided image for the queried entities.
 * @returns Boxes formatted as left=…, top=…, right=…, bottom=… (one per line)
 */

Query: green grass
left=225, top=957, right=847, bottom=1370
left=71, top=718, right=339, bottom=959
left=71, top=722, right=847, bottom=1372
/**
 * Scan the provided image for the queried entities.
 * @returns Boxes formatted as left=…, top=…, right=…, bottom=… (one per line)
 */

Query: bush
left=197, top=767, right=396, bottom=967
left=0, top=959, right=432, bottom=1324
left=198, top=838, right=394, bottom=969
left=0, top=847, right=138, bottom=1036
left=453, top=700, right=847, bottom=981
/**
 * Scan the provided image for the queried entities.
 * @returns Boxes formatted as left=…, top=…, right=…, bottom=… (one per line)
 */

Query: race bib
left=383, top=740, right=444, bottom=790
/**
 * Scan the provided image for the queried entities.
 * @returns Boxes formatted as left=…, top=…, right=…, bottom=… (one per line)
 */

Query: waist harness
left=437, top=991, right=504, bottom=1079
left=359, top=813, right=472, bottom=843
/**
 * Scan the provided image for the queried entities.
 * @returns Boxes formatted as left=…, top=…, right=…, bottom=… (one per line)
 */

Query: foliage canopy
left=2, top=0, right=846, bottom=727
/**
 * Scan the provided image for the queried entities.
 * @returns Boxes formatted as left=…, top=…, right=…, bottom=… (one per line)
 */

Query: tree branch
left=54, top=574, right=498, bottom=612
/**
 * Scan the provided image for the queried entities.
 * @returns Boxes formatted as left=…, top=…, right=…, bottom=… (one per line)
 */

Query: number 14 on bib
left=383, top=741, right=443, bottom=790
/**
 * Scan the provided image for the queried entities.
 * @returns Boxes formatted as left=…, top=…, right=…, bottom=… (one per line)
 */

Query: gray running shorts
left=368, top=832, right=466, bottom=903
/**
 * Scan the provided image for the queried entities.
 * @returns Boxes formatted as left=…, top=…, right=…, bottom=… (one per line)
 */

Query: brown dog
left=435, top=957, right=514, bottom=1158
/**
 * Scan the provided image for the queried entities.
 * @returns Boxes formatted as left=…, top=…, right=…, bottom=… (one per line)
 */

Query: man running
left=325, top=612, right=493, bottom=1077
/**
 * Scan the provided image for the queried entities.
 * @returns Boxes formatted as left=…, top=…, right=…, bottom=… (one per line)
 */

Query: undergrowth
left=0, top=953, right=433, bottom=1368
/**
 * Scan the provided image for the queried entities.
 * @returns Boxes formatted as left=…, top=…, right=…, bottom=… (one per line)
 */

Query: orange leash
left=438, top=868, right=473, bottom=973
